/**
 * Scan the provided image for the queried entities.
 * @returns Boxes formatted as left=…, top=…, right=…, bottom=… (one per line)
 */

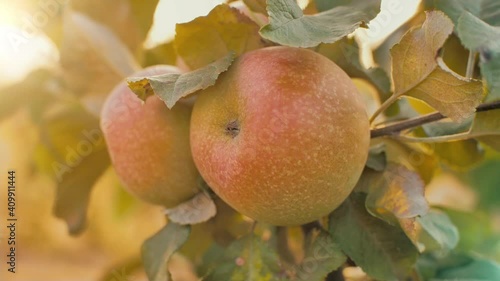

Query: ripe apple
left=190, top=47, right=370, bottom=226
left=101, top=65, right=199, bottom=208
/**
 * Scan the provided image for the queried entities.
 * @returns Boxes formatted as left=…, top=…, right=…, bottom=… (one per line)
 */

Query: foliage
left=2, top=0, right=500, bottom=280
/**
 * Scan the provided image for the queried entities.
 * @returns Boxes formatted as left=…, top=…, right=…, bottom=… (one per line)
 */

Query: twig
left=370, top=100, right=500, bottom=139
left=369, top=94, right=400, bottom=124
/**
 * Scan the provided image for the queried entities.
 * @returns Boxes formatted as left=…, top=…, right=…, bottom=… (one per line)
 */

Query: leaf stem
left=466, top=51, right=477, bottom=79
left=369, top=94, right=400, bottom=124
left=370, top=100, right=500, bottom=139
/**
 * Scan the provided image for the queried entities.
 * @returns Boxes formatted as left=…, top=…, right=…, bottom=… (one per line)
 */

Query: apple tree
left=3, top=0, right=500, bottom=280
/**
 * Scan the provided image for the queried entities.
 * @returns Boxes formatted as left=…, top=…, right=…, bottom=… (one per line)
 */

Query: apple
left=101, top=65, right=199, bottom=208
left=190, top=47, right=370, bottom=226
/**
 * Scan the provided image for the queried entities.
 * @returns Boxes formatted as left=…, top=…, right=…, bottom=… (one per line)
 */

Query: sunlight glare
left=0, top=23, right=58, bottom=87
left=144, top=0, right=226, bottom=48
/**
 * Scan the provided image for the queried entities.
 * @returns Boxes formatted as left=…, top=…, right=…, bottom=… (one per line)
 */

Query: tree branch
left=370, top=100, right=500, bottom=139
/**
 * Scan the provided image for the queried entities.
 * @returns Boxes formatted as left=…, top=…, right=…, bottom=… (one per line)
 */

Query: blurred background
left=1, top=0, right=499, bottom=280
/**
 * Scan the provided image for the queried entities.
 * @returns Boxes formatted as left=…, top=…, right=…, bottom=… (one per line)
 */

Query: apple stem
left=369, top=94, right=400, bottom=124
left=370, top=100, right=500, bottom=139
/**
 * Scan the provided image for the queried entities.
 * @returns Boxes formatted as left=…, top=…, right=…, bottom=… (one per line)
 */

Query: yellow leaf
left=390, top=11, right=483, bottom=123
left=391, top=11, right=453, bottom=95
left=71, top=0, right=159, bottom=54
left=174, top=4, right=265, bottom=69
left=405, top=60, right=484, bottom=122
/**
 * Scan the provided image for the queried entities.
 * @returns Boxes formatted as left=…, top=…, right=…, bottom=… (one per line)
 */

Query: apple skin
left=190, top=47, right=370, bottom=226
left=101, top=65, right=199, bottom=208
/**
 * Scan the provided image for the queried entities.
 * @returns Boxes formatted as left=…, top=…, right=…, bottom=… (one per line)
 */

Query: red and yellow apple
left=190, top=47, right=370, bottom=225
left=101, top=65, right=199, bottom=208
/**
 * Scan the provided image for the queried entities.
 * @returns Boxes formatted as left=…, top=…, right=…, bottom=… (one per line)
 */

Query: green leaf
left=357, top=164, right=429, bottom=223
left=260, top=0, right=381, bottom=48
left=60, top=10, right=140, bottom=116
left=390, top=11, right=484, bottom=122
left=456, top=12, right=500, bottom=52
left=435, top=0, right=500, bottom=26
left=480, top=52, right=500, bottom=102
left=434, top=0, right=482, bottom=26
left=175, top=4, right=265, bottom=69
left=293, top=230, right=346, bottom=281
left=405, top=59, right=484, bottom=122
left=142, top=222, right=191, bottom=281
left=400, top=210, right=459, bottom=253
left=165, top=192, right=217, bottom=225
left=329, top=193, right=418, bottom=281
left=35, top=104, right=110, bottom=235
left=314, top=0, right=355, bottom=12
left=417, top=252, right=500, bottom=281
left=127, top=52, right=234, bottom=109
left=204, top=234, right=281, bottom=281
left=457, top=12, right=500, bottom=102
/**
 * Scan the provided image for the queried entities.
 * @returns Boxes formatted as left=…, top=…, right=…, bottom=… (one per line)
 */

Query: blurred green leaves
left=467, top=159, right=500, bottom=210
left=417, top=252, right=500, bottom=281
left=435, top=0, right=500, bottom=26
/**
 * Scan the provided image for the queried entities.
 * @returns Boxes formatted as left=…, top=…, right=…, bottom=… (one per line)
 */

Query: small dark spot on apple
left=225, top=120, right=240, bottom=138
